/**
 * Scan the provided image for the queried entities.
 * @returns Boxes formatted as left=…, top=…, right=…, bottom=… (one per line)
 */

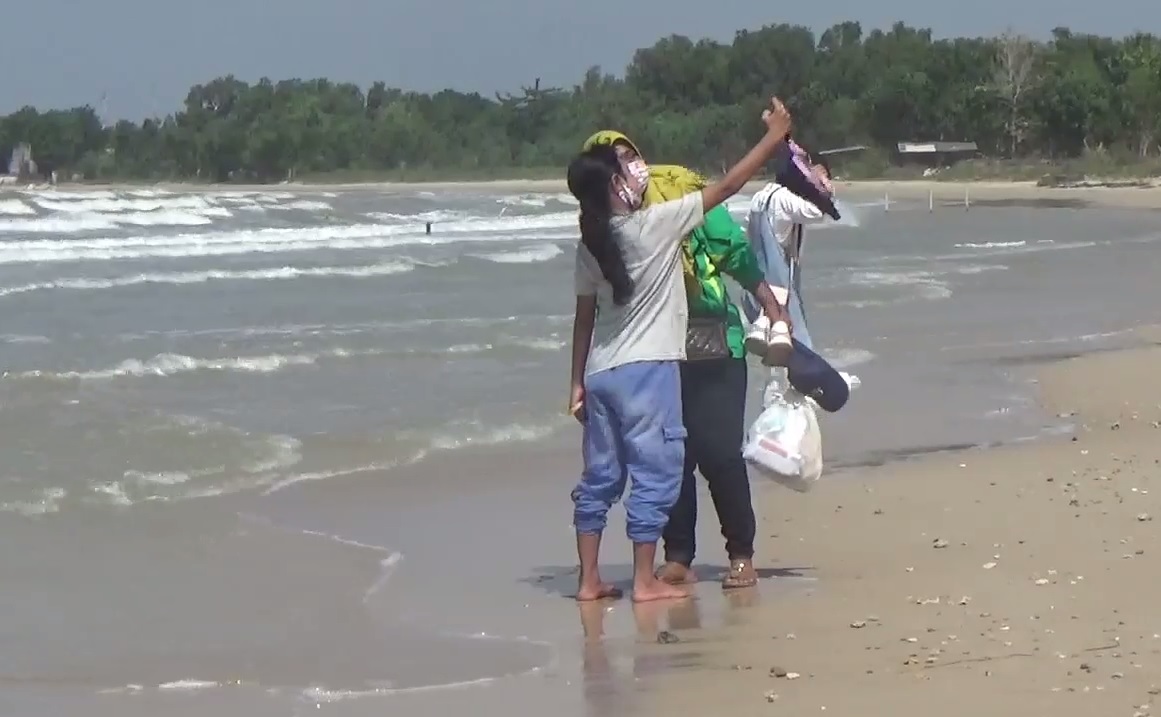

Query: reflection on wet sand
left=576, top=587, right=762, bottom=716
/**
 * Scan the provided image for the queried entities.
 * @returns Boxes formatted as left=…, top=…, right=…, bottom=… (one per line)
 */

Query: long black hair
left=566, top=145, right=633, bottom=305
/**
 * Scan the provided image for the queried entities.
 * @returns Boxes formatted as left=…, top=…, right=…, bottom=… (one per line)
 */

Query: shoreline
left=626, top=335, right=1161, bottom=716
left=8, top=177, right=1161, bottom=210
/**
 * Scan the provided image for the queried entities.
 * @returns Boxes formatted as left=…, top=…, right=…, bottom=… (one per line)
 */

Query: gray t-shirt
left=574, top=192, right=705, bottom=376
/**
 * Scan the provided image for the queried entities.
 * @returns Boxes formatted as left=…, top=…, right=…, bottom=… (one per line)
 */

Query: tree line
left=2, top=22, right=1159, bottom=184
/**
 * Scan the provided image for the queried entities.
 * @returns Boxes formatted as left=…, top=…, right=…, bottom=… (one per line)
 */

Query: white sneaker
left=744, top=314, right=771, bottom=357
left=762, top=319, right=793, bottom=366
left=747, top=313, right=793, bottom=365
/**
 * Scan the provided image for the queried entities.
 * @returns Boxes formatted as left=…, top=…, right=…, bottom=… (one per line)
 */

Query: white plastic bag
left=743, top=381, right=821, bottom=492
left=743, top=368, right=859, bottom=492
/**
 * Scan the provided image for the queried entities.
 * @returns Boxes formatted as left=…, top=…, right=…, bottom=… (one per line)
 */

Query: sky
left=0, top=0, right=1153, bottom=121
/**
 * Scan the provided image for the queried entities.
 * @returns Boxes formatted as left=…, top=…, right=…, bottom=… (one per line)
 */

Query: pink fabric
left=788, top=140, right=833, bottom=196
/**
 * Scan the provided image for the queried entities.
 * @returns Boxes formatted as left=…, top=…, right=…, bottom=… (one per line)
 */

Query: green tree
left=2, top=22, right=1159, bottom=183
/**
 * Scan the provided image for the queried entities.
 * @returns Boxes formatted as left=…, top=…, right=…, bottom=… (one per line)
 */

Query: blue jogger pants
left=572, top=360, right=686, bottom=544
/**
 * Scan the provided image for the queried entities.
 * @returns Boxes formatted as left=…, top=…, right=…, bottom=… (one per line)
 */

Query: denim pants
left=572, top=360, right=686, bottom=544
left=742, top=208, right=813, bottom=349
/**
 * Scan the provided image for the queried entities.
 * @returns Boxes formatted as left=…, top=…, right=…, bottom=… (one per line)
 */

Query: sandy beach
left=4, top=178, right=1161, bottom=715
left=609, top=340, right=1161, bottom=717
left=843, top=179, right=1161, bottom=210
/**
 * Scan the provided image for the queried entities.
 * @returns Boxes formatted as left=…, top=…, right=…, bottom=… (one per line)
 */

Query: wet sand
left=630, top=341, right=1161, bottom=716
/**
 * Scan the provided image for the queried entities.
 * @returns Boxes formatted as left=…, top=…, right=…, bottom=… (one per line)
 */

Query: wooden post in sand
left=425, top=221, right=432, bottom=235
left=964, top=187, right=971, bottom=211
left=929, top=190, right=934, bottom=213
left=884, top=192, right=891, bottom=212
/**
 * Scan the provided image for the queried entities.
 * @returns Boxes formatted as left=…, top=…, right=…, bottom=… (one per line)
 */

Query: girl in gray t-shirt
left=565, top=97, right=793, bottom=603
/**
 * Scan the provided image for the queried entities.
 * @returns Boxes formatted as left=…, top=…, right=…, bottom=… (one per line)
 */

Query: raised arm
left=700, top=98, right=792, bottom=213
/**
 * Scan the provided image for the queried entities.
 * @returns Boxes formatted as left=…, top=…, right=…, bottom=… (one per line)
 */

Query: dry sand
left=843, top=179, right=1161, bottom=210
left=623, top=342, right=1161, bottom=717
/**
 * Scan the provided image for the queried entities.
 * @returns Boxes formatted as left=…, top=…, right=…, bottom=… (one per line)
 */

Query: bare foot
left=576, top=582, right=624, bottom=602
left=655, top=561, right=697, bottom=585
left=632, top=578, right=691, bottom=603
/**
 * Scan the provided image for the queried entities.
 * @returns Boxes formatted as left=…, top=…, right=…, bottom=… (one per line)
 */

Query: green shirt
left=685, top=204, right=764, bottom=359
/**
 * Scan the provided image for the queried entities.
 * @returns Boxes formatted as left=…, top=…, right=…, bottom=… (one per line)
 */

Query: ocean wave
left=0, top=215, right=119, bottom=233
left=441, top=337, right=565, bottom=354
left=124, top=189, right=175, bottom=198
left=0, top=207, right=236, bottom=234
left=275, top=199, right=333, bottom=212
left=952, top=263, right=1009, bottom=275
left=366, top=209, right=469, bottom=223
left=497, top=194, right=549, bottom=208
left=22, top=189, right=120, bottom=200
left=0, top=262, right=415, bottom=297
left=112, top=210, right=217, bottom=226
left=955, top=240, right=1026, bottom=249
left=0, top=198, right=36, bottom=216
left=32, top=194, right=222, bottom=214
left=850, top=269, right=953, bottom=300
left=821, top=347, right=876, bottom=369
left=0, top=333, right=51, bottom=343
left=15, top=190, right=331, bottom=225
left=14, top=348, right=375, bottom=381
left=427, top=419, right=562, bottom=451
left=471, top=244, right=563, bottom=263
left=115, top=314, right=573, bottom=342
left=496, top=193, right=578, bottom=209
left=261, top=456, right=426, bottom=495
left=938, top=238, right=1097, bottom=260
left=9, top=334, right=561, bottom=382
left=214, top=193, right=280, bottom=206
left=0, top=486, right=68, bottom=516
left=263, top=417, right=567, bottom=496
left=83, top=431, right=304, bottom=505
left=0, top=214, right=579, bottom=264
left=393, top=210, right=577, bottom=235
left=1, top=411, right=304, bottom=513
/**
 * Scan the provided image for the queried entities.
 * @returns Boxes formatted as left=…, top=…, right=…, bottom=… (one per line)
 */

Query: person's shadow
left=523, top=563, right=812, bottom=599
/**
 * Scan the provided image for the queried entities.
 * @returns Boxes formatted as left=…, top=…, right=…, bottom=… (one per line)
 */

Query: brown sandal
left=722, top=559, right=758, bottom=589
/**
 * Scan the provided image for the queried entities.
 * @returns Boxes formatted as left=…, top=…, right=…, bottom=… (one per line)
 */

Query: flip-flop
left=722, top=560, right=758, bottom=590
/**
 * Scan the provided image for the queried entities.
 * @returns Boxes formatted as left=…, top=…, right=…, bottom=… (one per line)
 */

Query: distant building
left=895, top=141, right=979, bottom=168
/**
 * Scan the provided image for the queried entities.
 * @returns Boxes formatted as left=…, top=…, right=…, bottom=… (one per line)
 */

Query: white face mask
left=625, top=159, right=650, bottom=186
left=614, top=157, right=648, bottom=210
left=615, top=176, right=643, bottom=210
